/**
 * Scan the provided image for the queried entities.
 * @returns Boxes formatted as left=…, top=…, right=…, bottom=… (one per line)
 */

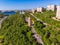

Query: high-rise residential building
left=28, top=17, right=32, bottom=27
left=31, top=9, right=35, bottom=13
left=47, top=5, right=56, bottom=11
left=37, top=7, right=43, bottom=12
left=56, top=6, right=60, bottom=19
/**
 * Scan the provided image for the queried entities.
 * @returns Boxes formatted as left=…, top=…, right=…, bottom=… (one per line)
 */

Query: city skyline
left=0, top=0, right=59, bottom=10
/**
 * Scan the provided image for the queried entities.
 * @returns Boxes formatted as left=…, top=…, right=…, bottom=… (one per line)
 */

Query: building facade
left=47, top=5, right=56, bottom=11
left=56, top=6, right=60, bottom=19
left=37, top=7, right=43, bottom=12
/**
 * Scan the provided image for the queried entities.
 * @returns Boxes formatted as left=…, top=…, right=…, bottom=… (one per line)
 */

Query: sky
left=0, top=0, right=60, bottom=10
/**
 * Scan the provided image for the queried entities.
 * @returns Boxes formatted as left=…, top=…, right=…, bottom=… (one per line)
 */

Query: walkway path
left=30, top=13, right=48, bottom=25
left=30, top=13, right=44, bottom=45
left=31, top=25, right=44, bottom=45
left=0, top=16, right=7, bottom=29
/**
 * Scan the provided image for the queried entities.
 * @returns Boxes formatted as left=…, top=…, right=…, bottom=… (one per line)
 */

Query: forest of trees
left=0, top=13, right=39, bottom=45
left=0, top=10, right=60, bottom=45
left=34, top=21, right=60, bottom=45
left=33, top=10, right=60, bottom=45
left=24, top=11, right=60, bottom=45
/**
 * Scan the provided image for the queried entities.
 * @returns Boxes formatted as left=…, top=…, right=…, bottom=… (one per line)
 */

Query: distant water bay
left=0, top=11, right=16, bottom=15
left=3, top=12, right=16, bottom=15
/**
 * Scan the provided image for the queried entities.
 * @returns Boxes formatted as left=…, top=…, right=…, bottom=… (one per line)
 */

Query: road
left=0, top=16, right=7, bottom=29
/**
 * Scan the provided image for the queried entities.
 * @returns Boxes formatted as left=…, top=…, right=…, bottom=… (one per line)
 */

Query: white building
left=31, top=9, right=35, bottom=13
left=56, top=6, right=60, bottom=19
left=47, top=5, right=56, bottom=11
left=37, top=7, right=43, bottom=12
